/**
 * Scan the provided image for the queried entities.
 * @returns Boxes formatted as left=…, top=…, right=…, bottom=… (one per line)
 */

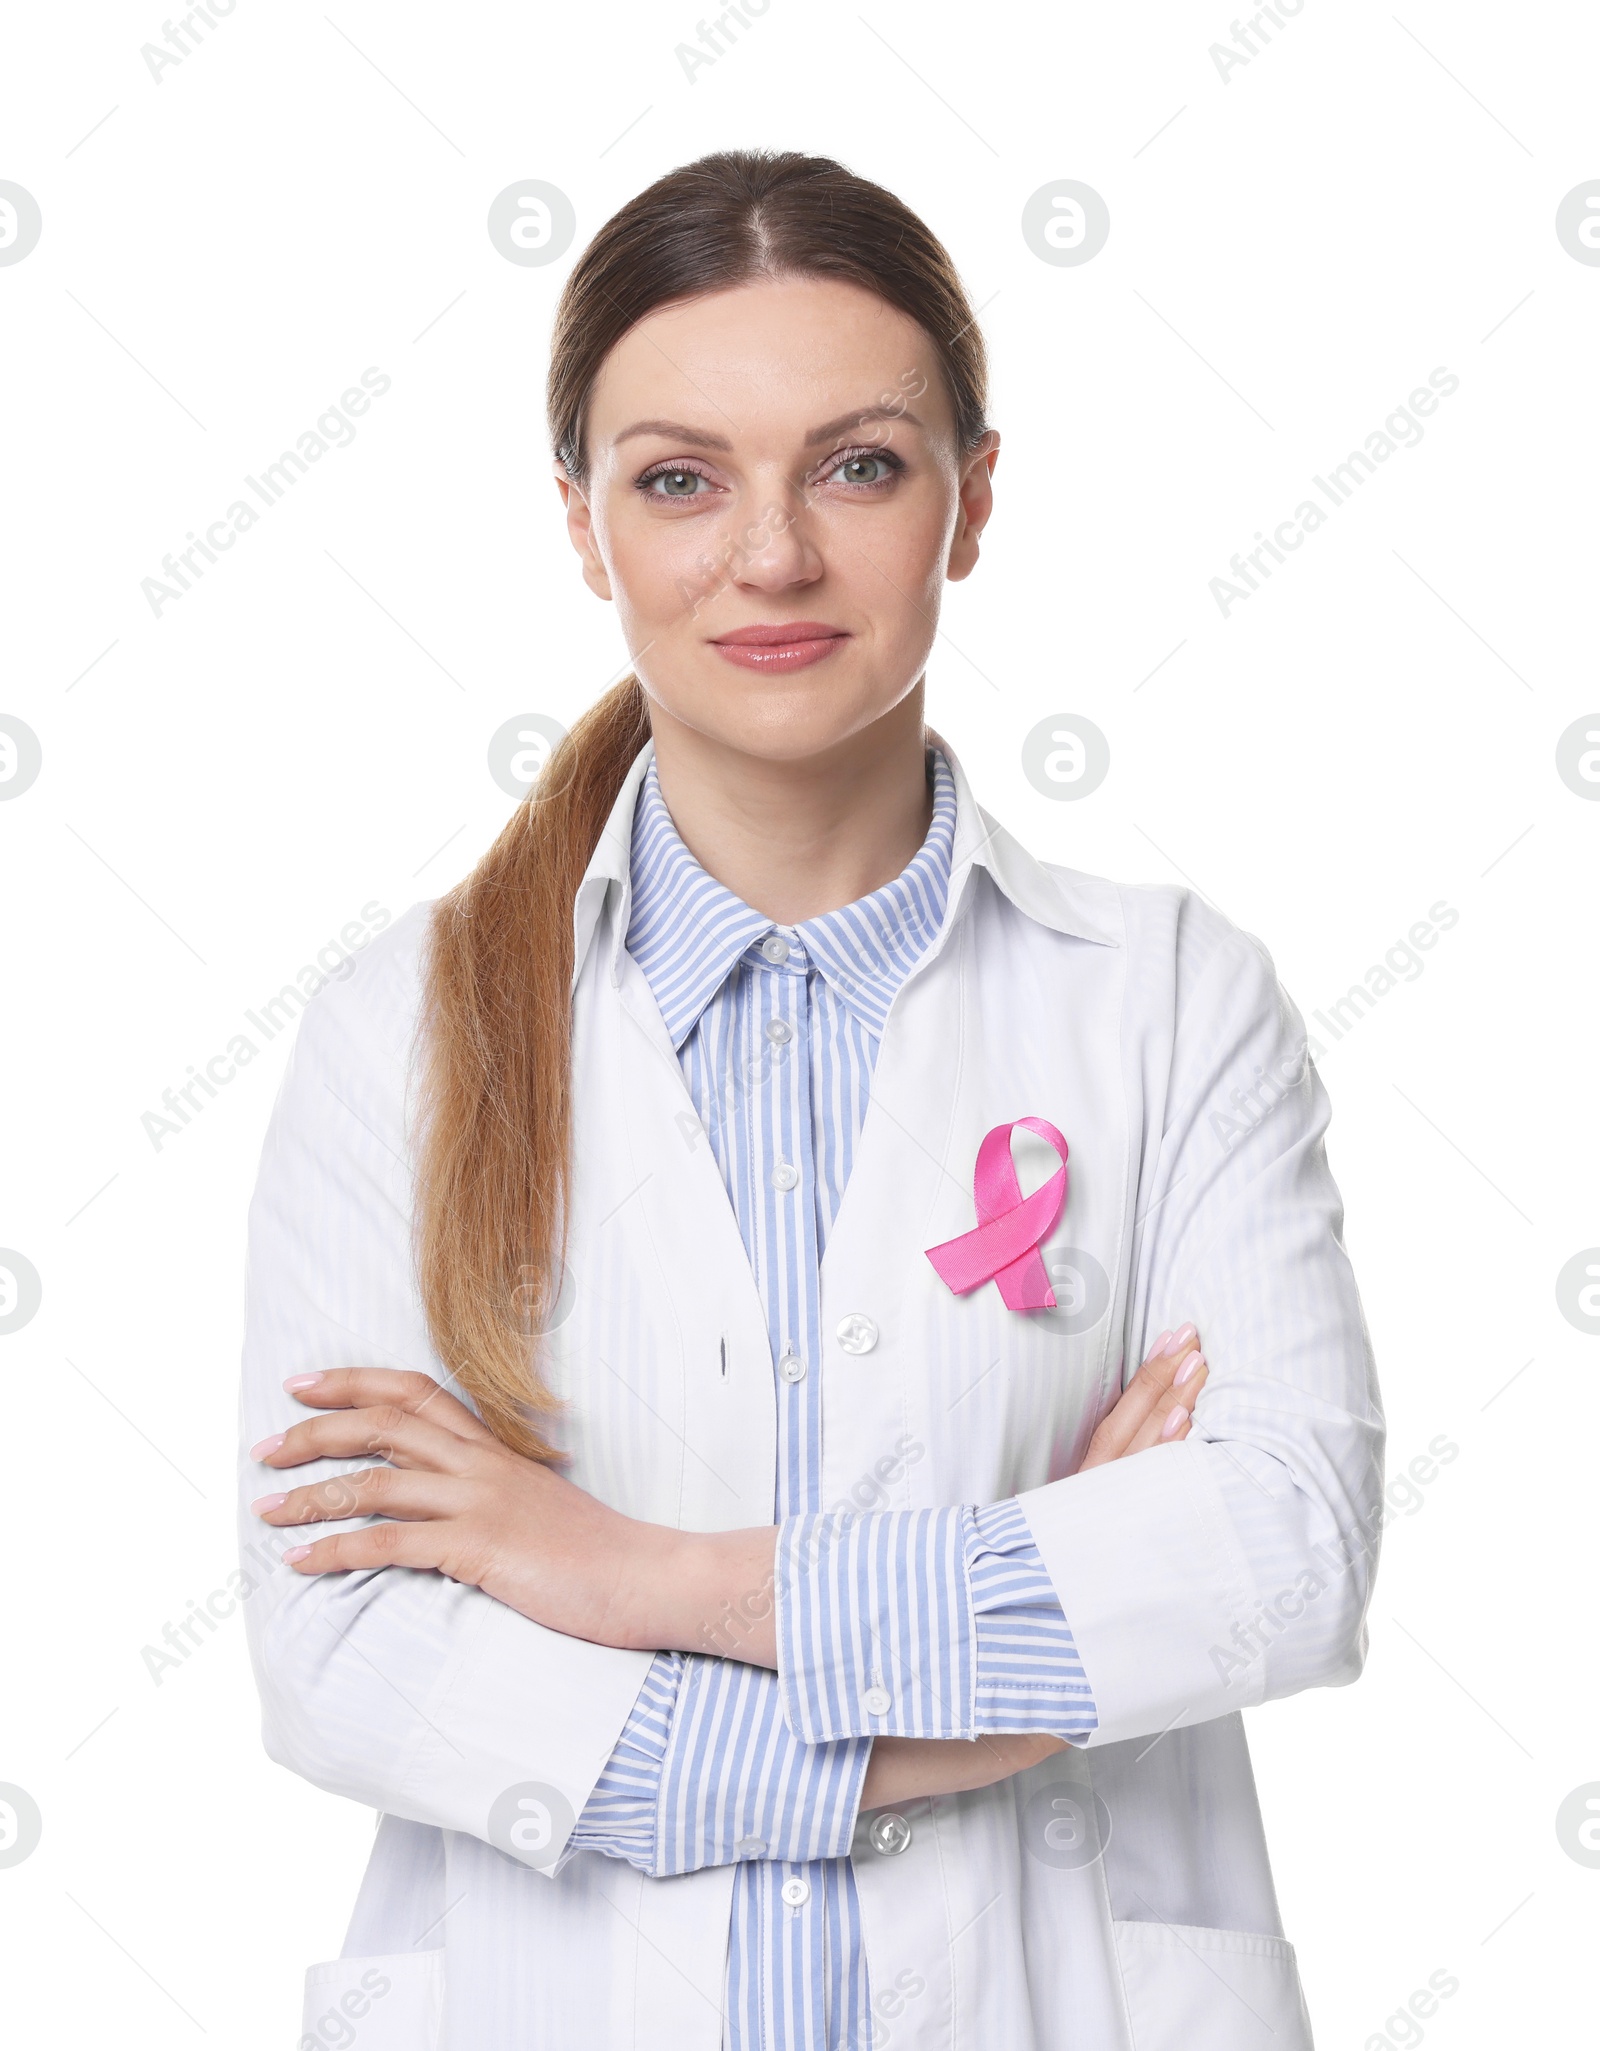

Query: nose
left=721, top=490, right=825, bottom=596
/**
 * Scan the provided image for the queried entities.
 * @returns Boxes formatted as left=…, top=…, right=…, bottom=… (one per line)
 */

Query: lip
left=709, top=621, right=850, bottom=674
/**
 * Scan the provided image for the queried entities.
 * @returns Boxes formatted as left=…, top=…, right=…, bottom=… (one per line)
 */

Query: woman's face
left=558, top=274, right=998, bottom=763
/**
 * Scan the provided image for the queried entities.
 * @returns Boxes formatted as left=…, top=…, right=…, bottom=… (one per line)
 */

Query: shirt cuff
left=968, top=1497, right=1099, bottom=1743
left=773, top=1503, right=1099, bottom=1744
left=564, top=1650, right=871, bottom=1878
left=775, top=1507, right=977, bottom=1741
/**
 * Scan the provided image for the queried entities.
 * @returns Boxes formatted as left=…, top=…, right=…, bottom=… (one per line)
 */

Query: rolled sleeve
left=775, top=1506, right=977, bottom=1741
left=772, top=1501, right=1099, bottom=1745
left=565, top=1651, right=871, bottom=1878
left=562, top=1654, right=680, bottom=1872
left=969, top=1498, right=1098, bottom=1741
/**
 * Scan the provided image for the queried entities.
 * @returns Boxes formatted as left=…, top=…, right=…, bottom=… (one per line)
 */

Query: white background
left=2, top=1, right=1597, bottom=2044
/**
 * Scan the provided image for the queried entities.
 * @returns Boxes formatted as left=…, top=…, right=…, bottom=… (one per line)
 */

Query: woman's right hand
left=1079, top=1321, right=1208, bottom=1468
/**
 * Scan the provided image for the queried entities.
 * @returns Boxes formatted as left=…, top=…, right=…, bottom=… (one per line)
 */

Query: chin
left=681, top=690, right=913, bottom=764
left=647, top=653, right=916, bottom=749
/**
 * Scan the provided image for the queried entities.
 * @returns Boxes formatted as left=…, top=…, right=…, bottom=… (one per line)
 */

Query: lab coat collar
left=569, top=730, right=1119, bottom=997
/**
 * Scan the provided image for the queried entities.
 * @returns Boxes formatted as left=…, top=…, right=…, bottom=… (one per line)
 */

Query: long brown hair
left=413, top=149, right=990, bottom=1457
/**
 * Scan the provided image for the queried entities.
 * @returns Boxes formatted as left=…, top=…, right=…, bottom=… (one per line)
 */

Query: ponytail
left=413, top=678, right=650, bottom=1458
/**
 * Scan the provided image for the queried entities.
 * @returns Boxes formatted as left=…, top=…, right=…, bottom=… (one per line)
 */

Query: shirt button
left=770, top=1161, right=799, bottom=1192
left=868, top=1812, right=913, bottom=1857
left=835, top=1314, right=879, bottom=1355
left=778, top=1351, right=806, bottom=1384
left=781, top=1876, right=810, bottom=1908
left=735, top=1837, right=766, bottom=1858
left=764, top=1018, right=792, bottom=1045
left=863, top=1685, right=892, bottom=1717
left=761, top=934, right=791, bottom=965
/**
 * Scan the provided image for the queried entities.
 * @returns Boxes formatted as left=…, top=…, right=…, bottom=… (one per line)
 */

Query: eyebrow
left=803, top=404, right=924, bottom=447
left=613, top=418, right=732, bottom=451
left=611, top=403, right=925, bottom=453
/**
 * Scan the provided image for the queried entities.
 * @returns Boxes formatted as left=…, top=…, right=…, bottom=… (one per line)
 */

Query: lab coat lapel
left=550, top=895, right=776, bottom=1533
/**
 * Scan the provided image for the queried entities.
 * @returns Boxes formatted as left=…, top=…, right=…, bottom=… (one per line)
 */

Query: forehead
left=584, top=274, right=950, bottom=446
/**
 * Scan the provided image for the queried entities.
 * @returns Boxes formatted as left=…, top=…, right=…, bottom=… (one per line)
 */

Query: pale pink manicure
left=250, top=1433, right=285, bottom=1460
left=251, top=1493, right=287, bottom=1516
left=1174, top=1351, right=1205, bottom=1387
left=1161, top=1404, right=1187, bottom=1440
left=1149, top=1329, right=1173, bottom=1357
left=1160, top=1323, right=1198, bottom=1356
left=283, top=1545, right=312, bottom=1564
left=284, top=1374, right=323, bottom=1392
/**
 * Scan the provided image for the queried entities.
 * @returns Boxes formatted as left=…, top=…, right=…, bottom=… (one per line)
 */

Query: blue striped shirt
left=567, top=747, right=1096, bottom=2047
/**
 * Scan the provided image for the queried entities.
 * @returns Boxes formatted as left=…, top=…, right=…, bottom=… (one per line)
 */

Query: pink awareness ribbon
left=924, top=1118, right=1069, bottom=1311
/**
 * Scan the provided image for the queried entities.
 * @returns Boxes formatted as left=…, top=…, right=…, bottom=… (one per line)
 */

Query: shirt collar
left=624, top=765, right=769, bottom=1046
left=571, top=730, right=1120, bottom=1001
left=625, top=750, right=958, bottom=1048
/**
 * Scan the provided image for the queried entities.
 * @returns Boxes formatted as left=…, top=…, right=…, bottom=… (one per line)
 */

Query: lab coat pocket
left=299, top=1949, right=443, bottom=2050
left=1113, top=1919, right=1313, bottom=2050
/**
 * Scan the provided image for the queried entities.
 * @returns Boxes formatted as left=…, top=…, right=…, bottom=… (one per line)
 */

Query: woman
left=239, top=150, right=1383, bottom=2051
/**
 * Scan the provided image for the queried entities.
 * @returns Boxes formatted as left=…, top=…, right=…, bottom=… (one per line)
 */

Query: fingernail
left=1174, top=1351, right=1205, bottom=1387
left=1150, top=1329, right=1173, bottom=1356
left=251, top=1493, right=287, bottom=1516
left=284, top=1374, right=323, bottom=1392
left=1161, top=1404, right=1187, bottom=1440
left=250, top=1433, right=285, bottom=1460
left=1161, top=1323, right=1197, bottom=1356
left=282, top=1545, right=312, bottom=1565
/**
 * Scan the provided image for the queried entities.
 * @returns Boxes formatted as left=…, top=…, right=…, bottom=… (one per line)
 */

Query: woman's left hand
left=249, top=1368, right=666, bottom=1648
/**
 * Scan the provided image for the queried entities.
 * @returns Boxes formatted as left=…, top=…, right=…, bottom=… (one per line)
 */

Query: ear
left=555, top=462, right=613, bottom=602
left=946, top=432, right=1000, bottom=584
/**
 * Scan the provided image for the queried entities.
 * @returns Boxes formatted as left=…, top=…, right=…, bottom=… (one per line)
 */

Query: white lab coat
left=238, top=739, right=1382, bottom=2050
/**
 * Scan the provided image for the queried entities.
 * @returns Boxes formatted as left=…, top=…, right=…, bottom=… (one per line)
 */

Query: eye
left=637, top=464, right=714, bottom=500
left=818, top=447, right=904, bottom=488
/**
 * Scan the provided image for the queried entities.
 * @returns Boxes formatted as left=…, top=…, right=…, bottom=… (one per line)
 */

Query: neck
left=645, top=688, right=934, bottom=925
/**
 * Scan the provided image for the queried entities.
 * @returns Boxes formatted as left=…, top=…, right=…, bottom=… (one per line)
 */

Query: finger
left=1082, top=1337, right=1203, bottom=1467
left=279, top=1519, right=453, bottom=1576
left=251, top=1465, right=468, bottom=1527
left=1139, top=1324, right=1199, bottom=1390
left=280, top=1368, right=493, bottom=1442
left=1082, top=1324, right=1201, bottom=1467
left=251, top=1404, right=477, bottom=1475
left=1123, top=1356, right=1209, bottom=1456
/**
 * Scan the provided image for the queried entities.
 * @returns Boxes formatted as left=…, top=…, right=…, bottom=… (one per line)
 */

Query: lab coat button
left=761, top=934, right=791, bottom=964
left=770, top=1160, right=799, bottom=1192
left=868, top=1812, right=912, bottom=1857
left=781, top=1876, right=810, bottom=1907
left=863, top=1685, right=892, bottom=1716
left=835, top=1313, right=878, bottom=1355
left=778, top=1351, right=806, bottom=1384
